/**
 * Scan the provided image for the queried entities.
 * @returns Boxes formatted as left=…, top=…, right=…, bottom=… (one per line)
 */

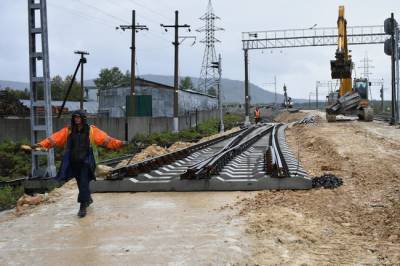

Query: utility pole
left=58, top=51, right=89, bottom=118
left=315, top=82, right=319, bottom=109
left=117, top=10, right=148, bottom=95
left=212, top=54, right=224, bottom=132
left=74, top=51, right=89, bottom=110
left=380, top=85, right=384, bottom=113
left=244, top=49, right=250, bottom=125
left=396, top=23, right=400, bottom=124
left=161, top=11, right=191, bottom=132
left=274, top=75, right=277, bottom=107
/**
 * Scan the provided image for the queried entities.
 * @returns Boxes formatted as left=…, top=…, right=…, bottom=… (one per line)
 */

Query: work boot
left=77, top=203, right=87, bottom=218
left=85, top=198, right=93, bottom=208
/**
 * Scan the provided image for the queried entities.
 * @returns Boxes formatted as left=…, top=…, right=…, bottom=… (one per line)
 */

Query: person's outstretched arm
left=37, top=127, right=69, bottom=149
left=90, top=126, right=125, bottom=150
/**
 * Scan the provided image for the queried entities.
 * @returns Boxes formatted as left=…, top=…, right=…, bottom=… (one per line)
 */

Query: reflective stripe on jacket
left=38, top=125, right=123, bottom=181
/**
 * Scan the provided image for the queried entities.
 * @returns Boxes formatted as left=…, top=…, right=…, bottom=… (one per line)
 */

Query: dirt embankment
left=236, top=112, right=400, bottom=264
left=274, top=110, right=307, bottom=123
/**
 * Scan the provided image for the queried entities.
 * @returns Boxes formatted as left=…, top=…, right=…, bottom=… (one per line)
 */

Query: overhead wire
left=48, top=2, right=118, bottom=29
left=70, top=0, right=130, bottom=24
left=125, top=0, right=173, bottom=21
left=48, top=0, right=194, bottom=75
left=79, top=0, right=174, bottom=46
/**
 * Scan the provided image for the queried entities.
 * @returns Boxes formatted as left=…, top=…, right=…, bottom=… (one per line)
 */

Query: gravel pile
left=296, top=115, right=321, bottom=125
left=312, top=174, right=343, bottom=189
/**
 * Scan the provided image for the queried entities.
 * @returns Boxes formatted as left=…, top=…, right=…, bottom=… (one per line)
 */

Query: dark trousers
left=71, top=163, right=92, bottom=203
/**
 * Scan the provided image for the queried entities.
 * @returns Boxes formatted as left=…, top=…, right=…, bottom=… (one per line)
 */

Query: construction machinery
left=326, top=6, right=374, bottom=122
left=282, top=84, right=293, bottom=109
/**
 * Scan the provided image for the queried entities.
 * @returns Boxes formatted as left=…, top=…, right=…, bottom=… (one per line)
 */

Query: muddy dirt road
left=0, top=186, right=254, bottom=265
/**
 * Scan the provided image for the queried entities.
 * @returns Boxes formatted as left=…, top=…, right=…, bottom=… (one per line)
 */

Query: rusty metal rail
left=106, top=127, right=247, bottom=179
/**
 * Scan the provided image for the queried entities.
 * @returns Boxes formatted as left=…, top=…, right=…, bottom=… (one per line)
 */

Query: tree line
left=95, top=67, right=217, bottom=96
left=1, top=75, right=82, bottom=101
left=2, top=66, right=217, bottom=101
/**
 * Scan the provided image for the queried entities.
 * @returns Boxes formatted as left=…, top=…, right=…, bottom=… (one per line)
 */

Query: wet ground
left=0, top=188, right=253, bottom=265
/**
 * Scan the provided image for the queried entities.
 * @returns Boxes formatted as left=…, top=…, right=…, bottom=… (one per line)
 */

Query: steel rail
left=106, top=127, right=247, bottom=179
left=265, top=124, right=290, bottom=178
left=0, top=177, right=27, bottom=188
left=180, top=125, right=256, bottom=179
left=181, top=124, right=274, bottom=179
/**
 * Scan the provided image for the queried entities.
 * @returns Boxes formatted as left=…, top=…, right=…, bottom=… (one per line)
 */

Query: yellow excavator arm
left=331, top=5, right=353, bottom=96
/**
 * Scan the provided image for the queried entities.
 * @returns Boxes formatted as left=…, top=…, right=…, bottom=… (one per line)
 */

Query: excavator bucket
left=330, top=59, right=352, bottom=79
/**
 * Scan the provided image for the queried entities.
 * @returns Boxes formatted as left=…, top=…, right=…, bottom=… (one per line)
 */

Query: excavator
left=326, top=6, right=374, bottom=122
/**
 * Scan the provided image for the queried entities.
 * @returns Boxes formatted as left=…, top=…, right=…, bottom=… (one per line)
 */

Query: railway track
left=91, top=123, right=312, bottom=192
left=374, top=113, right=391, bottom=122
left=4, top=123, right=312, bottom=192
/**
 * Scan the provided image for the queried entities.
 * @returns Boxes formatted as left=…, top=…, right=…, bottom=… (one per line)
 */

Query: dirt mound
left=115, top=144, right=168, bottom=169
left=16, top=194, right=47, bottom=213
left=198, top=127, right=240, bottom=143
left=274, top=111, right=307, bottom=123
left=167, top=141, right=194, bottom=152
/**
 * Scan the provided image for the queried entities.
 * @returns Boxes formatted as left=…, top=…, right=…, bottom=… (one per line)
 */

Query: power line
left=48, top=2, right=117, bottom=29
left=126, top=0, right=173, bottom=21
left=86, top=0, right=173, bottom=44
left=71, top=0, right=130, bottom=24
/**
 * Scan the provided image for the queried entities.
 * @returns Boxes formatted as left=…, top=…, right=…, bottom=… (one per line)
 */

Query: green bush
left=0, top=185, right=24, bottom=211
left=0, top=140, right=31, bottom=179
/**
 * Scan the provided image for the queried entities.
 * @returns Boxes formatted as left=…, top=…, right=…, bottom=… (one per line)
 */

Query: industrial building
left=98, top=78, right=217, bottom=118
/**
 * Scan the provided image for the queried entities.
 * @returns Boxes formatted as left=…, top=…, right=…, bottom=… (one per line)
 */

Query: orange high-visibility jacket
left=255, top=109, right=261, bottom=118
left=38, top=125, right=123, bottom=150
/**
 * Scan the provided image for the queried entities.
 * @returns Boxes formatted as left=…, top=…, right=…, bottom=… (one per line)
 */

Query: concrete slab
left=90, top=175, right=312, bottom=192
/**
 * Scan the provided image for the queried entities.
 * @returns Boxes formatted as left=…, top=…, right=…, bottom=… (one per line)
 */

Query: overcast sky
left=1, top=0, right=399, bottom=100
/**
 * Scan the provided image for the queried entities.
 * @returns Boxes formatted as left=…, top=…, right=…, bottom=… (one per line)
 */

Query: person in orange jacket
left=36, top=110, right=126, bottom=217
left=254, top=107, right=261, bottom=124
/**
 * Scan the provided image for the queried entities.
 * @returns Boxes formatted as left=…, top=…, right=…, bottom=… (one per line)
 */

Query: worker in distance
left=254, top=107, right=261, bottom=124
left=25, top=111, right=127, bottom=218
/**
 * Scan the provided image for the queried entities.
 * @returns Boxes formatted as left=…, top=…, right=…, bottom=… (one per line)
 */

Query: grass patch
left=131, top=113, right=242, bottom=149
left=0, top=185, right=24, bottom=211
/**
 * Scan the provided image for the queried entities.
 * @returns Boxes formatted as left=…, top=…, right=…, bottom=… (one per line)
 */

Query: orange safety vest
left=39, top=125, right=123, bottom=151
left=255, top=109, right=261, bottom=118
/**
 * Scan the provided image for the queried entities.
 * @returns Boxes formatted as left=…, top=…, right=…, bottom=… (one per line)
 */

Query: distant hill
left=139, top=74, right=297, bottom=104
left=0, top=80, right=29, bottom=90
left=1, top=76, right=307, bottom=104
